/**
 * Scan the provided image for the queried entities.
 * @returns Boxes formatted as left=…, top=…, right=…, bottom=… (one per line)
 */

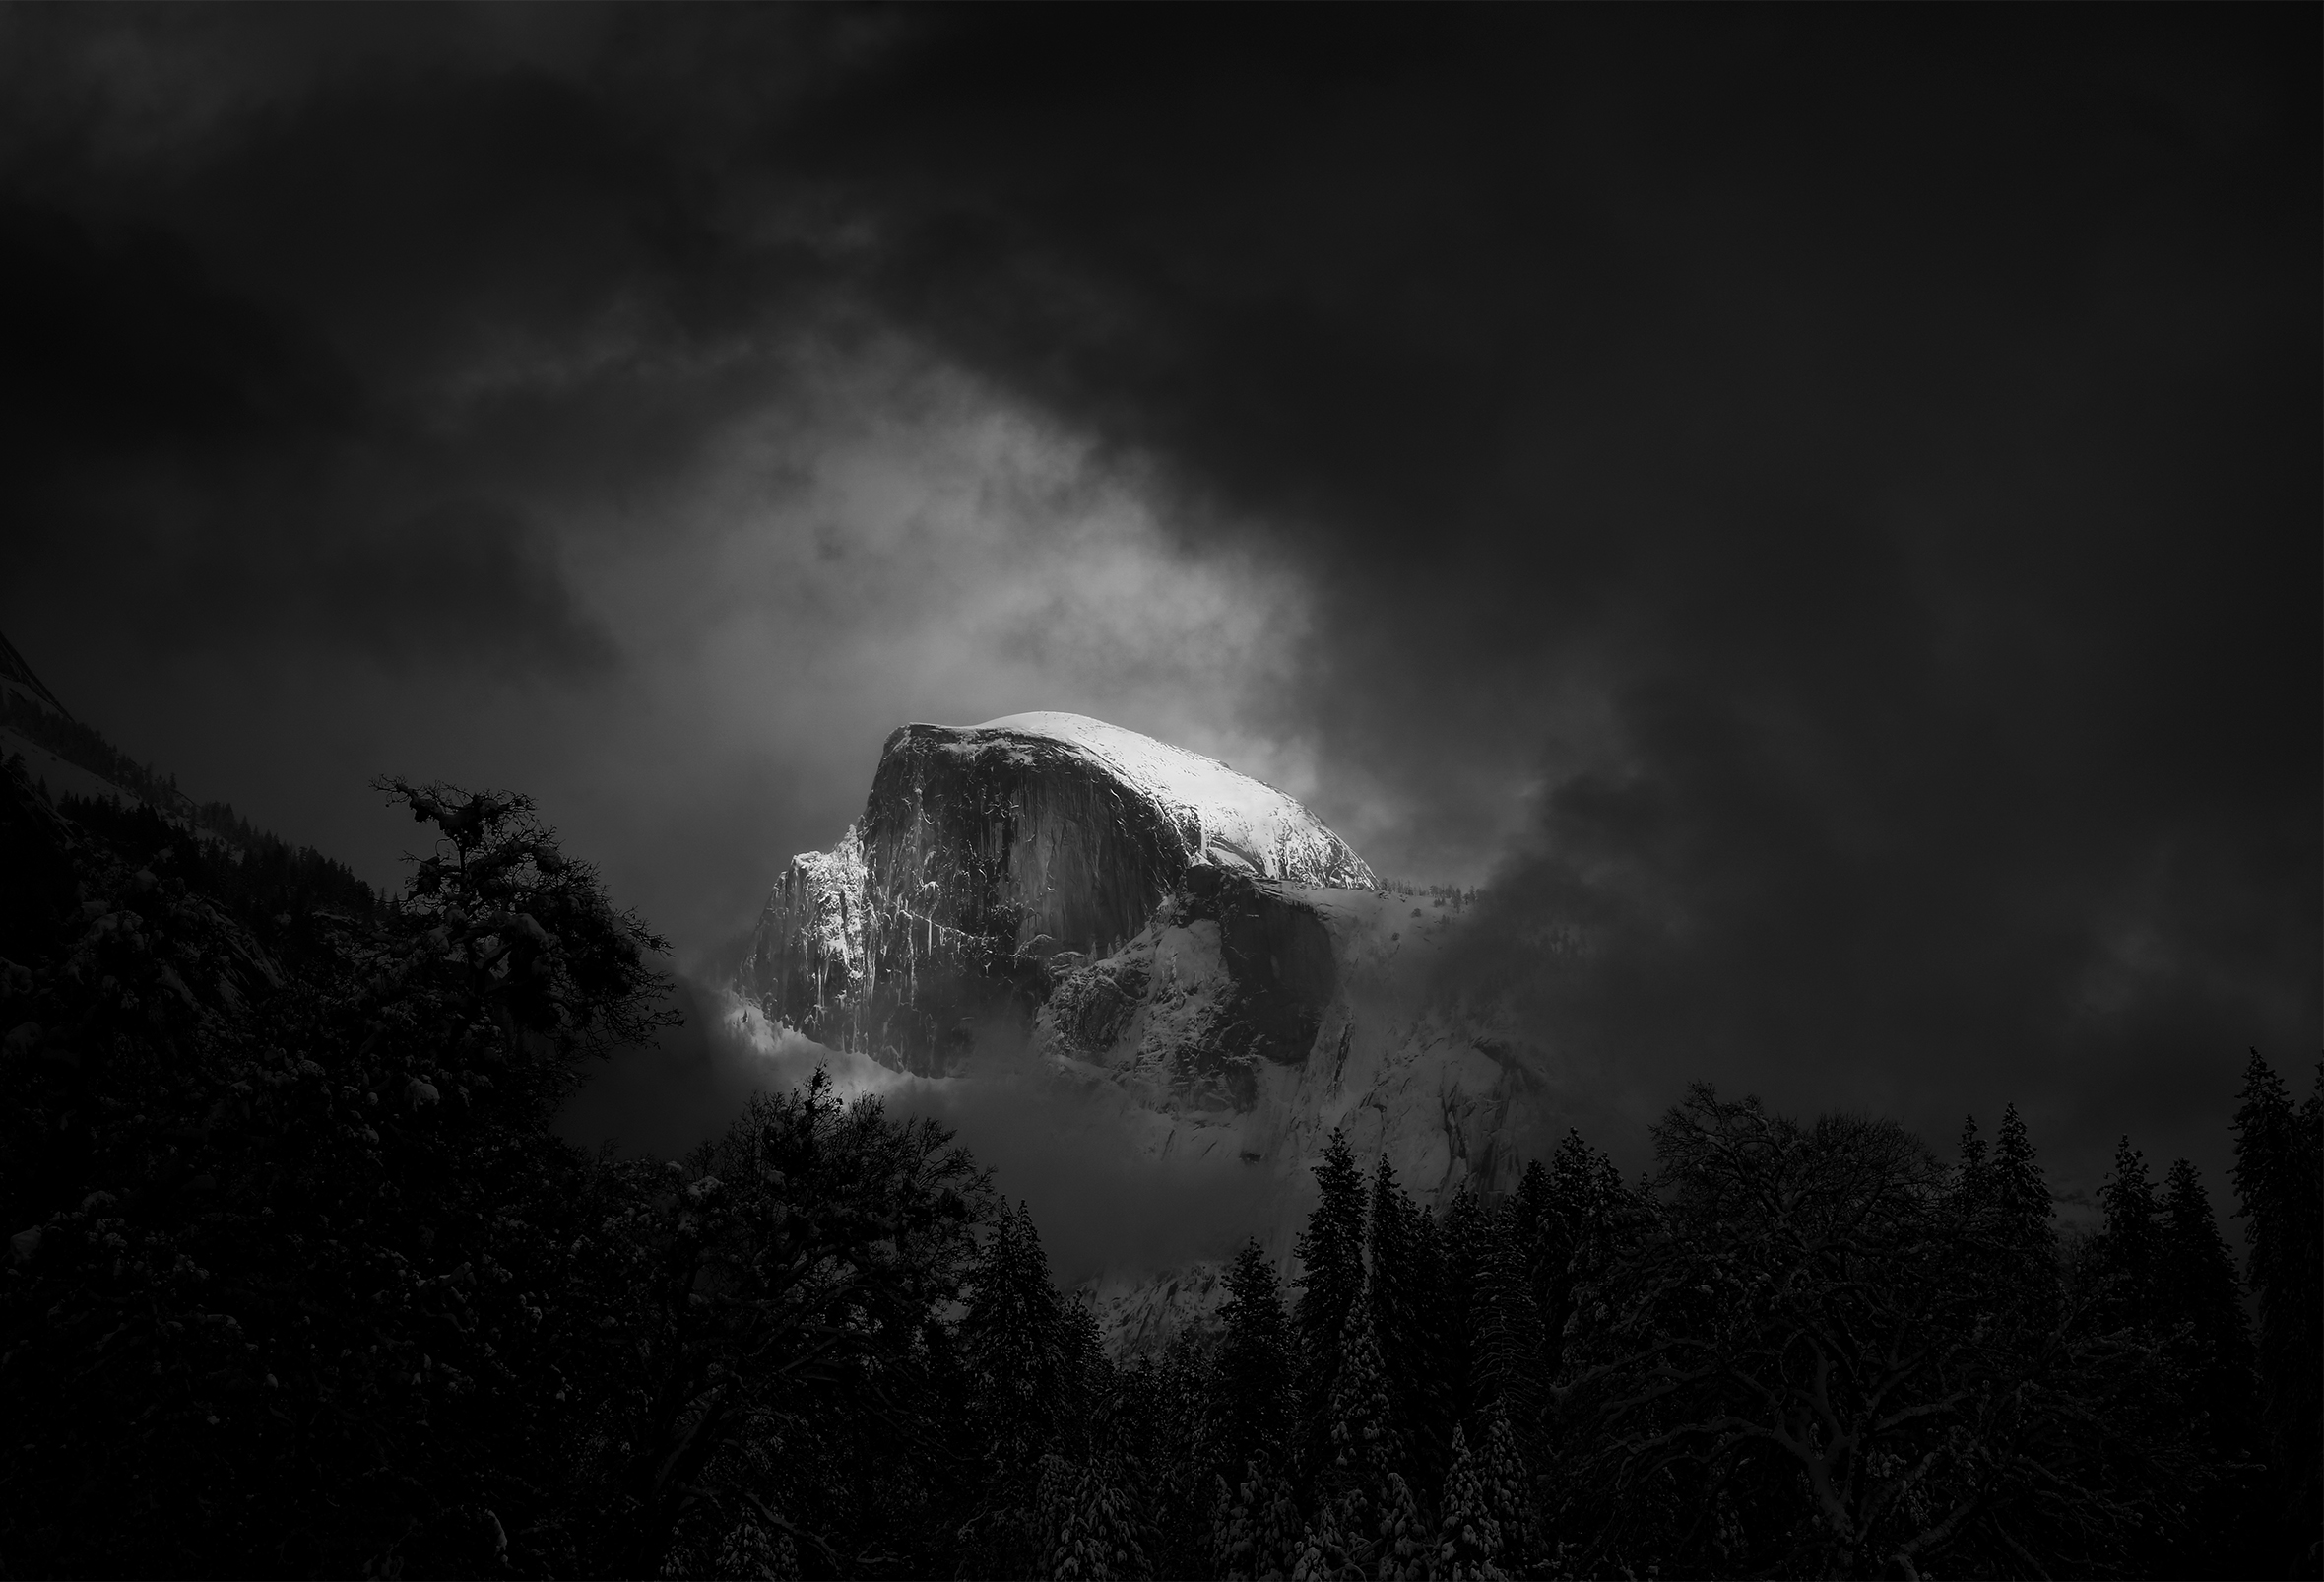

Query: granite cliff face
left=740, top=712, right=1550, bottom=1344
left=744, top=713, right=1373, bottom=1073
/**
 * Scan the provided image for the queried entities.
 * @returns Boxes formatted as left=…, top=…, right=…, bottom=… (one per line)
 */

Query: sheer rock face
left=745, top=713, right=1374, bottom=1073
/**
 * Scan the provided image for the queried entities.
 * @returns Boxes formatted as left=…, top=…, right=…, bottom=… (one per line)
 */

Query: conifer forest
left=3, top=767, right=2316, bottom=1580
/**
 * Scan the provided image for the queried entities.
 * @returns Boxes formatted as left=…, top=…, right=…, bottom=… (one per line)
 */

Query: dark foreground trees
left=0, top=768, right=1004, bottom=1577
left=1552, top=1094, right=2201, bottom=1577
left=3, top=758, right=2315, bottom=1579
left=1189, top=1084, right=2311, bottom=1582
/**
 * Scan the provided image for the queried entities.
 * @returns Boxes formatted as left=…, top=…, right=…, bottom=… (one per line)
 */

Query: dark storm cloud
left=0, top=182, right=614, bottom=673
left=760, top=8, right=2318, bottom=1183
left=0, top=8, right=2312, bottom=1197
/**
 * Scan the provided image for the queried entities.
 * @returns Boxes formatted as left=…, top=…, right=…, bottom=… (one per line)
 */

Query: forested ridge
left=1, top=763, right=2315, bottom=1580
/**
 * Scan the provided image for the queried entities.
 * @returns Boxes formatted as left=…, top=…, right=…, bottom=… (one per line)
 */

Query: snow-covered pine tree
left=1287, top=1493, right=1364, bottom=1582
left=1376, top=1471, right=1432, bottom=1582
left=1216, top=1460, right=1304, bottom=1582
left=1038, top=1450, right=1151, bottom=1582
left=1469, top=1406, right=1532, bottom=1575
left=1212, top=1472, right=1245, bottom=1579
left=1128, top=1332, right=1217, bottom=1582
left=1435, top=1421, right=1505, bottom=1582
left=1319, top=1280, right=1400, bottom=1565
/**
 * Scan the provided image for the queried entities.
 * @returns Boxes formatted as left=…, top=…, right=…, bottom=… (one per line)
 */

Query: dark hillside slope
left=0, top=628, right=376, bottom=924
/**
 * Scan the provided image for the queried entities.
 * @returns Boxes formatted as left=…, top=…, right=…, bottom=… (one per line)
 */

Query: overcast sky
left=2, top=8, right=2314, bottom=1195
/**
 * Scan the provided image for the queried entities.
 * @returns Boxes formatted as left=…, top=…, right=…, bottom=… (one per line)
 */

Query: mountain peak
left=745, top=713, right=1374, bottom=1072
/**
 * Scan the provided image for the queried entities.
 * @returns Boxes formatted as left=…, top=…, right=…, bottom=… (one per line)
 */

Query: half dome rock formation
left=744, top=712, right=1375, bottom=1072
left=739, top=710, right=1556, bottom=1347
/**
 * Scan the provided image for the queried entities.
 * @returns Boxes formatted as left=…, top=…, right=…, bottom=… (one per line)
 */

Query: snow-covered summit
left=956, top=711, right=1376, bottom=890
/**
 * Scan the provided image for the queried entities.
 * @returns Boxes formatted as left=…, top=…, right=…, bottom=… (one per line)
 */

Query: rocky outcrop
left=745, top=713, right=1373, bottom=1073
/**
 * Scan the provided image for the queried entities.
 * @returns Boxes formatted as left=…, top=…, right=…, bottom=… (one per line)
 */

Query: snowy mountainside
left=0, top=628, right=376, bottom=913
left=1, top=630, right=178, bottom=814
left=0, top=629, right=149, bottom=807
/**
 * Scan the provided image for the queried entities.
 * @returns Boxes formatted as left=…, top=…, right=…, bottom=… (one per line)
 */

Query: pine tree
left=1465, top=1203, right=1547, bottom=1439
left=1217, top=1239, right=1297, bottom=1485
left=1318, top=1280, right=1400, bottom=1565
left=1216, top=1461, right=1305, bottom=1582
left=2153, top=1156, right=2264, bottom=1579
left=1367, top=1157, right=1444, bottom=1488
left=1211, top=1474, right=1243, bottom=1579
left=2157, top=1157, right=2258, bottom=1394
left=2230, top=1051, right=2323, bottom=1575
left=1435, top=1421, right=1505, bottom=1581
left=1505, top=1159, right=1557, bottom=1366
left=1438, top=1185, right=1488, bottom=1434
left=1375, top=1471, right=1432, bottom=1582
left=1404, top=1195, right=1452, bottom=1492
left=1287, top=1494, right=1362, bottom=1582
left=1539, top=1130, right=1640, bottom=1365
left=1128, top=1332, right=1215, bottom=1582
left=1038, top=1451, right=1151, bottom=1582
left=1470, top=1406, right=1532, bottom=1573
left=1957, top=1113, right=1990, bottom=1188
left=1990, top=1102, right=2060, bottom=1321
left=961, top=1201, right=1082, bottom=1575
left=2091, top=1138, right=2162, bottom=1324
left=964, top=1201, right=1075, bottom=1459
left=1946, top=1112, right=2062, bottom=1359
left=1295, top=1130, right=1369, bottom=1473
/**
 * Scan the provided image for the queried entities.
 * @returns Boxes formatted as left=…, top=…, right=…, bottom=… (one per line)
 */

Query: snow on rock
left=742, top=825, right=869, bottom=1030
left=971, top=713, right=1375, bottom=890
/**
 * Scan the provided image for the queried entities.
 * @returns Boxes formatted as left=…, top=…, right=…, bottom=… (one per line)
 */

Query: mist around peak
left=558, top=982, right=1287, bottom=1285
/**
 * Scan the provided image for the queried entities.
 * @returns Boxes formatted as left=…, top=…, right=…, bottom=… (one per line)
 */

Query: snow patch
left=967, top=711, right=1374, bottom=889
